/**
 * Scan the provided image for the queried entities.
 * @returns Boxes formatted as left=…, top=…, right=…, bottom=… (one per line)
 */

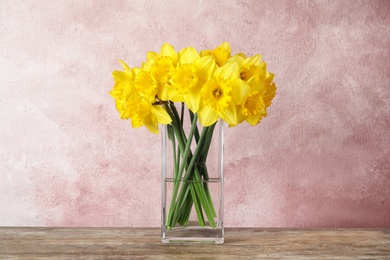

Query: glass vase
left=161, top=107, right=224, bottom=244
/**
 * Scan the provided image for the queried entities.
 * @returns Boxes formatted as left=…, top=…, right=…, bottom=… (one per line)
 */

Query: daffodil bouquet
left=110, top=42, right=276, bottom=233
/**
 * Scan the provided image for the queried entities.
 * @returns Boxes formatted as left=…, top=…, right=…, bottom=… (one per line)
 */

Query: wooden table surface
left=0, top=227, right=389, bottom=259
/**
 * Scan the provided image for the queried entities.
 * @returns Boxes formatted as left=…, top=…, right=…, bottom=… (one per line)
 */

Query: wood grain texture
left=0, top=228, right=389, bottom=259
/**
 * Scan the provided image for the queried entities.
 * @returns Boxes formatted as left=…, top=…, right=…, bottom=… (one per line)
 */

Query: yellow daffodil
left=168, top=47, right=216, bottom=112
left=221, top=53, right=277, bottom=127
left=110, top=59, right=172, bottom=134
left=116, top=96, right=171, bottom=134
left=135, top=98, right=172, bottom=134
left=236, top=78, right=268, bottom=126
left=241, top=91, right=267, bottom=126
left=109, top=60, right=137, bottom=119
left=199, top=61, right=250, bottom=126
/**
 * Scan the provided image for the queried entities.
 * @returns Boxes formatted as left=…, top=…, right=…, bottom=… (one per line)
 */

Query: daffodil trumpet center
left=202, top=77, right=232, bottom=111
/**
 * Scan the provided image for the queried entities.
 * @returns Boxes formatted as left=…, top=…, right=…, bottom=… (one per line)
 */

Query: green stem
left=198, top=123, right=217, bottom=217
left=180, top=102, right=184, bottom=128
left=166, top=124, right=178, bottom=179
left=189, top=110, right=200, bottom=144
left=164, top=104, right=219, bottom=229
left=189, top=183, right=205, bottom=226
left=178, top=193, right=193, bottom=226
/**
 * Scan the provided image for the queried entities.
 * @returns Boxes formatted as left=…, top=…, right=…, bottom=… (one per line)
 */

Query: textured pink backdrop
left=1, top=0, right=389, bottom=227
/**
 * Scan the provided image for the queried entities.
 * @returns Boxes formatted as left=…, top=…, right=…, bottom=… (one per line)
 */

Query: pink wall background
left=1, top=0, right=389, bottom=228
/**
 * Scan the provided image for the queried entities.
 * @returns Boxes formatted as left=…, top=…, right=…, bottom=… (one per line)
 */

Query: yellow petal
left=217, top=101, right=237, bottom=125
left=228, top=105, right=245, bottom=128
left=263, top=81, right=277, bottom=107
left=142, top=114, right=159, bottom=134
left=199, top=49, right=213, bottom=57
left=185, top=87, right=201, bottom=113
left=142, top=58, right=154, bottom=71
left=198, top=106, right=219, bottom=126
left=109, top=88, right=120, bottom=99
left=178, top=47, right=200, bottom=64
left=130, top=116, right=143, bottom=128
left=151, top=105, right=172, bottom=124
left=195, top=55, right=216, bottom=82
left=215, top=61, right=239, bottom=80
left=116, top=101, right=131, bottom=119
left=147, top=51, right=159, bottom=62
left=227, top=55, right=244, bottom=67
left=118, top=60, right=131, bottom=71
left=246, top=113, right=264, bottom=126
left=112, top=70, right=131, bottom=85
left=166, top=85, right=184, bottom=102
left=231, top=79, right=250, bottom=105
left=234, top=52, right=247, bottom=59
left=247, top=77, right=267, bottom=95
left=136, top=99, right=152, bottom=119
left=242, top=54, right=261, bottom=67
left=157, top=83, right=170, bottom=101
left=160, top=43, right=177, bottom=65
left=219, top=42, right=231, bottom=53
left=236, top=106, right=246, bottom=125
left=131, top=68, right=142, bottom=76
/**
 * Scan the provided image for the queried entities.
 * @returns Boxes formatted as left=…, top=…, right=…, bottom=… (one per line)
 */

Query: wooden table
left=0, top=228, right=389, bottom=259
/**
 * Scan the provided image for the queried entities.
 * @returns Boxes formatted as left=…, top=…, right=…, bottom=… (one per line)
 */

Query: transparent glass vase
left=161, top=107, right=224, bottom=244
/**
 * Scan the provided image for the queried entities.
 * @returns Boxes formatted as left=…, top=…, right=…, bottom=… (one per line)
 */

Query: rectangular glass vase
left=161, top=112, right=224, bottom=244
